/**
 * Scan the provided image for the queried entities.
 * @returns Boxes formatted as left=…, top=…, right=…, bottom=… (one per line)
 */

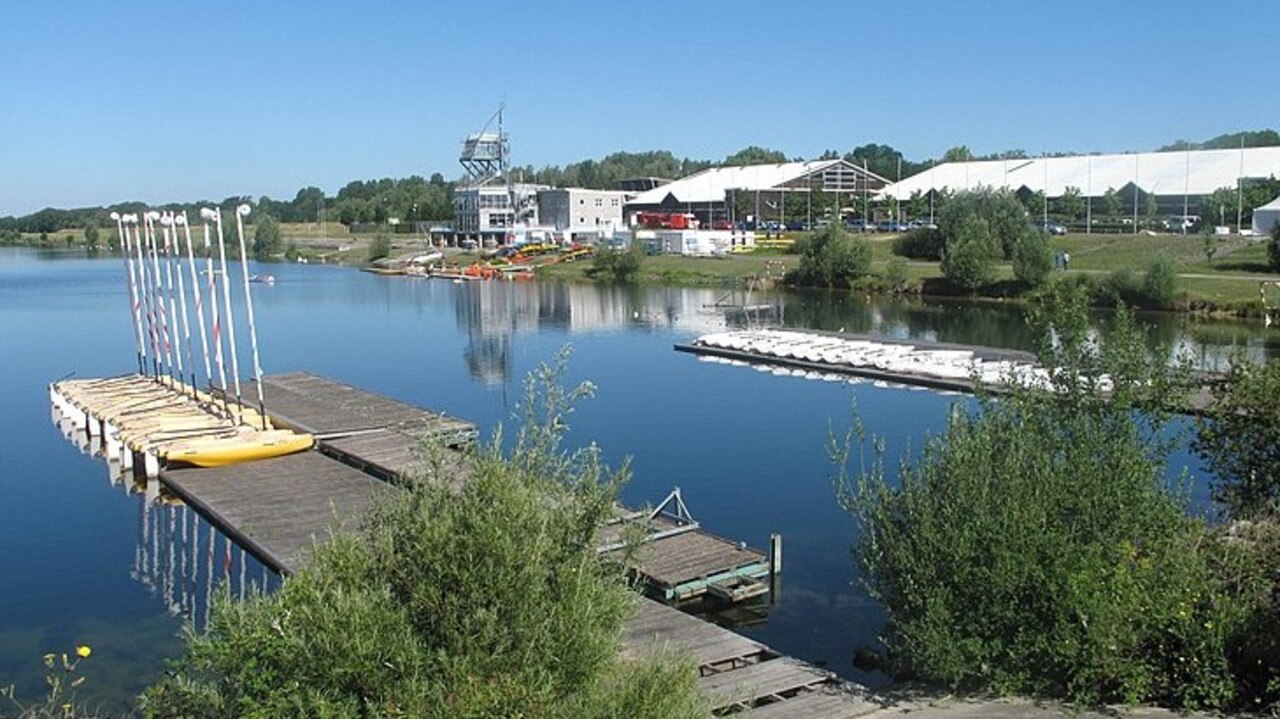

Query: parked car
left=845, top=218, right=869, bottom=232
left=875, top=220, right=908, bottom=233
left=785, top=220, right=808, bottom=231
left=1033, top=219, right=1067, bottom=235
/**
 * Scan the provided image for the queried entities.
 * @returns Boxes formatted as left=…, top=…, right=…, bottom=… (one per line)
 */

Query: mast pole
left=199, top=209, right=232, bottom=417
left=112, top=212, right=146, bottom=375
left=144, top=211, right=175, bottom=387
left=233, top=205, right=269, bottom=429
left=178, top=212, right=214, bottom=393
left=211, top=208, right=245, bottom=423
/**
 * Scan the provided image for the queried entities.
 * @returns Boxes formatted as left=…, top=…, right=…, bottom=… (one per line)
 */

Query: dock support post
left=143, top=452, right=160, bottom=479
left=769, top=533, right=783, bottom=606
left=105, top=427, right=122, bottom=458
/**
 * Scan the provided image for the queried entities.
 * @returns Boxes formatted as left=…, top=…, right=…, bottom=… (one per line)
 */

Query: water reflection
left=51, top=402, right=279, bottom=632
left=450, top=281, right=779, bottom=383
left=442, top=281, right=1280, bottom=385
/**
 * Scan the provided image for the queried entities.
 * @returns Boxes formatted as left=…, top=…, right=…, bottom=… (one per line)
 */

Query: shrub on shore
left=840, top=284, right=1280, bottom=711
left=787, top=224, right=873, bottom=288
left=141, top=351, right=706, bottom=719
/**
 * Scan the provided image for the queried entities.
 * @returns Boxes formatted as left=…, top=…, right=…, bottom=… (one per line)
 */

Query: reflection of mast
left=205, top=523, right=214, bottom=631
left=190, top=509, right=200, bottom=622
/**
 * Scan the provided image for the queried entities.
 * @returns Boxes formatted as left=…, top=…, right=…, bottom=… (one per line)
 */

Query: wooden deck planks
left=736, top=688, right=881, bottom=718
left=628, top=530, right=767, bottom=588
left=256, top=372, right=476, bottom=441
left=623, top=598, right=765, bottom=667
left=159, top=451, right=388, bottom=574
left=699, top=656, right=831, bottom=706
left=322, top=430, right=472, bottom=486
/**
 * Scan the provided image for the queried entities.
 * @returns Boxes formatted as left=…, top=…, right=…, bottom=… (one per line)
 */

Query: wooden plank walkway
left=254, top=372, right=477, bottom=443
left=624, top=599, right=878, bottom=716
left=154, top=373, right=874, bottom=715
left=159, top=451, right=388, bottom=574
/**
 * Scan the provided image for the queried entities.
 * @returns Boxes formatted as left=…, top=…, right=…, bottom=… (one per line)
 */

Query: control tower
left=452, top=105, right=545, bottom=241
left=459, top=106, right=508, bottom=185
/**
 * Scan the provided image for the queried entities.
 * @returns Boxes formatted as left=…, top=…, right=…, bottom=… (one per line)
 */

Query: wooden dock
left=255, top=372, right=478, bottom=441
left=143, top=373, right=875, bottom=715
left=161, top=451, right=389, bottom=574
left=677, top=342, right=989, bottom=395
left=157, top=455, right=870, bottom=715
left=625, top=598, right=879, bottom=716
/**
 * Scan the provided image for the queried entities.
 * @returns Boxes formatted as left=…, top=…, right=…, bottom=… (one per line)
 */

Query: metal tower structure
left=459, top=104, right=508, bottom=186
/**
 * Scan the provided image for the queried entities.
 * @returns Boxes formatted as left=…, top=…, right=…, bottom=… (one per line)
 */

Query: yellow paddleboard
left=159, top=431, right=314, bottom=467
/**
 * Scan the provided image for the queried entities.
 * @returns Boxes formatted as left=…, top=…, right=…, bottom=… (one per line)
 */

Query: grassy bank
left=9, top=225, right=1275, bottom=313
left=539, top=232, right=1276, bottom=313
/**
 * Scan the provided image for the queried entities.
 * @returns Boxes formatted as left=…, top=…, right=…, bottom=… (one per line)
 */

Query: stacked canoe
left=693, top=329, right=1073, bottom=391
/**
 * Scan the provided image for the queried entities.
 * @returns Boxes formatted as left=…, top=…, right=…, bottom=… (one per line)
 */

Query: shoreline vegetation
left=6, top=217, right=1279, bottom=318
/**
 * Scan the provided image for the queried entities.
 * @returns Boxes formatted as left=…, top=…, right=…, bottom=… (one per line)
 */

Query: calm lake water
left=2, top=247, right=1278, bottom=713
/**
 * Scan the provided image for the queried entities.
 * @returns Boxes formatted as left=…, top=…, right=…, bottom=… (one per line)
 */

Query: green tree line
left=4, top=129, right=1275, bottom=236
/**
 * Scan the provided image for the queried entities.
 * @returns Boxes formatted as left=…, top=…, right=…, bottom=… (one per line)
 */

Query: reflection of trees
left=776, top=292, right=1037, bottom=351
left=446, top=281, right=1277, bottom=379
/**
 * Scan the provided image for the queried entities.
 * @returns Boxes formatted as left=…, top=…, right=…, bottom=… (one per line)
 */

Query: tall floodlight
left=1042, top=157, right=1049, bottom=227
left=1237, top=137, right=1246, bottom=231
left=1086, top=156, right=1093, bottom=235
left=1183, top=149, right=1191, bottom=236
left=1133, top=154, right=1140, bottom=235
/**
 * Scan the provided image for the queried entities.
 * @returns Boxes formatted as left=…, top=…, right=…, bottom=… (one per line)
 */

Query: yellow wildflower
left=75, top=645, right=91, bottom=658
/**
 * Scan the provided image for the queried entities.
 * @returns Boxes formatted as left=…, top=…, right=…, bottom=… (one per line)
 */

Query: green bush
left=141, top=351, right=706, bottom=719
left=841, top=285, right=1245, bottom=710
left=1011, top=231, right=1053, bottom=288
left=1102, top=266, right=1140, bottom=305
left=1142, top=254, right=1179, bottom=309
left=883, top=256, right=910, bottom=293
left=588, top=246, right=644, bottom=282
left=892, top=227, right=944, bottom=260
left=940, top=216, right=999, bottom=292
left=251, top=214, right=282, bottom=261
left=82, top=222, right=99, bottom=252
left=937, top=188, right=1027, bottom=259
left=367, top=232, right=392, bottom=262
left=1195, top=355, right=1280, bottom=519
left=788, top=223, right=873, bottom=288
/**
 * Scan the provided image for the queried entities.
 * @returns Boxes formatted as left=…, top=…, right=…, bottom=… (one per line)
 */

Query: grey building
left=452, top=182, right=546, bottom=242
left=537, top=188, right=630, bottom=240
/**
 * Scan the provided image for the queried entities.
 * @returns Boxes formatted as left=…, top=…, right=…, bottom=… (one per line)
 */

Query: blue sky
left=2, top=0, right=1275, bottom=216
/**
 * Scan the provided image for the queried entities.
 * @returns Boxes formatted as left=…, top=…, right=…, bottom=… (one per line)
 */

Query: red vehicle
left=634, top=211, right=698, bottom=230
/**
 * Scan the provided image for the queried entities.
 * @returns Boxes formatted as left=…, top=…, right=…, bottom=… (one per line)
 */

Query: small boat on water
left=249, top=273, right=275, bottom=284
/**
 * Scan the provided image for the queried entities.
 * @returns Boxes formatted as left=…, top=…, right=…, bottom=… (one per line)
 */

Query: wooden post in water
left=769, top=532, right=783, bottom=605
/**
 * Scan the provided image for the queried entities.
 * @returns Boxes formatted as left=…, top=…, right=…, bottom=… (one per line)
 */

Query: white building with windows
left=537, top=188, right=629, bottom=241
left=452, top=182, right=546, bottom=241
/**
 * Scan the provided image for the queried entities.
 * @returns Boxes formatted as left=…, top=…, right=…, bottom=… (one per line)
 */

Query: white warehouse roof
left=883, top=146, right=1280, bottom=200
left=627, top=159, right=885, bottom=206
